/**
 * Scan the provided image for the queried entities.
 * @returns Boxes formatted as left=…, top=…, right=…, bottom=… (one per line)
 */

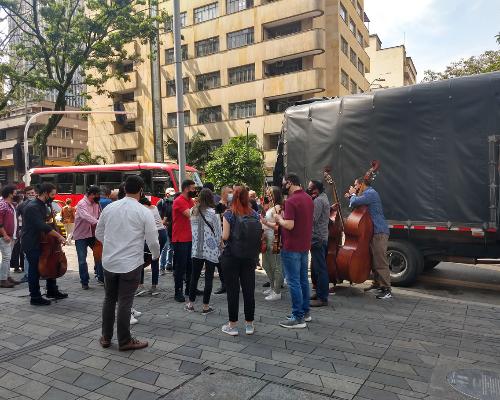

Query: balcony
left=263, top=68, right=325, bottom=99
left=104, top=71, right=137, bottom=94
left=110, top=131, right=139, bottom=151
left=259, top=0, right=324, bottom=27
left=0, top=139, right=19, bottom=150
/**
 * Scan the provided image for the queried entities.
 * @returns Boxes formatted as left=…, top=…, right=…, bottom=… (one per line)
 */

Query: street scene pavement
left=1, top=247, right=500, bottom=400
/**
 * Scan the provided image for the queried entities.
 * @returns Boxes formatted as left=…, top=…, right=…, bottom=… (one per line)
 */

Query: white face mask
left=227, top=194, right=233, bottom=202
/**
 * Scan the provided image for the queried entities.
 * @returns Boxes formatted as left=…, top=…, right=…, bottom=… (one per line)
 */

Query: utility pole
left=150, top=0, right=164, bottom=163
left=173, top=0, right=186, bottom=183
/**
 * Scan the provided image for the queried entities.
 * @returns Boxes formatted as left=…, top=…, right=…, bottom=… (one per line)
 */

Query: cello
left=38, top=205, right=68, bottom=280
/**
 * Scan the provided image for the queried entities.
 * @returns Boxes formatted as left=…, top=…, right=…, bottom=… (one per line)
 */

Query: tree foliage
left=423, top=50, right=500, bottom=82
left=74, top=149, right=106, bottom=165
left=165, top=131, right=214, bottom=171
left=205, top=135, right=265, bottom=193
left=0, top=0, right=167, bottom=160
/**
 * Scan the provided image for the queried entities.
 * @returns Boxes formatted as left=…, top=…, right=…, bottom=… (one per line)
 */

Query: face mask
left=282, top=183, right=290, bottom=196
left=94, top=196, right=101, bottom=203
left=306, top=188, right=313, bottom=197
left=227, top=194, right=233, bottom=202
left=46, top=197, right=54, bottom=205
left=188, top=191, right=197, bottom=198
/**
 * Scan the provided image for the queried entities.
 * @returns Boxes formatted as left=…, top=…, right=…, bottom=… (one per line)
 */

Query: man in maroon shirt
left=172, top=179, right=196, bottom=302
left=275, top=173, right=314, bottom=328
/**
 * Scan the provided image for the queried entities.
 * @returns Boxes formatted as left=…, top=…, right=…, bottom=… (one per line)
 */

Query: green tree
left=74, top=149, right=106, bottom=165
left=0, top=0, right=166, bottom=161
left=205, top=135, right=265, bottom=193
left=423, top=50, right=500, bottom=82
left=165, top=131, right=214, bottom=171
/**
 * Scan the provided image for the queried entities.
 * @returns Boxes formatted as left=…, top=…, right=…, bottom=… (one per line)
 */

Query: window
left=121, top=92, right=135, bottom=103
left=339, top=3, right=347, bottom=22
left=350, top=79, right=358, bottom=94
left=227, top=27, right=254, bottom=49
left=228, top=64, right=255, bottom=85
left=357, top=59, right=365, bottom=75
left=349, top=18, right=356, bottom=34
left=117, top=61, right=134, bottom=73
left=63, top=128, right=73, bottom=139
left=166, top=77, right=190, bottom=97
left=195, top=37, right=219, bottom=57
left=198, top=106, right=222, bottom=124
left=165, top=12, right=186, bottom=31
left=356, top=30, right=363, bottom=45
left=47, top=146, right=71, bottom=159
left=265, top=133, right=280, bottom=151
left=123, top=121, right=136, bottom=132
left=357, top=1, right=363, bottom=16
left=196, top=71, right=220, bottom=91
left=167, top=111, right=191, bottom=128
left=229, top=100, right=256, bottom=119
left=350, top=48, right=357, bottom=66
left=227, top=0, right=254, bottom=14
left=194, top=3, right=218, bottom=24
left=267, top=95, right=302, bottom=114
left=98, top=172, right=122, bottom=189
left=341, top=36, right=348, bottom=56
left=75, top=173, right=85, bottom=194
left=166, top=45, right=188, bottom=64
left=0, top=130, right=6, bottom=140
left=266, top=58, right=302, bottom=76
left=341, top=70, right=349, bottom=89
left=265, top=21, right=301, bottom=39
left=57, top=173, right=73, bottom=194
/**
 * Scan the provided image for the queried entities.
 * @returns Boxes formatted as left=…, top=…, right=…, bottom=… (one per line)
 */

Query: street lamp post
left=245, top=120, right=250, bottom=160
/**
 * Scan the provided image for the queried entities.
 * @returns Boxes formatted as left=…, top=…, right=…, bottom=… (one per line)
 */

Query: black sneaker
left=376, top=289, right=393, bottom=300
left=364, top=283, right=381, bottom=292
left=201, top=306, right=215, bottom=315
left=214, top=287, right=226, bottom=295
left=46, top=291, right=68, bottom=300
left=174, top=293, right=185, bottom=303
left=30, top=297, right=51, bottom=306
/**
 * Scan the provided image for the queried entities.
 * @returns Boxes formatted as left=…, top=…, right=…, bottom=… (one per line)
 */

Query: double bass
left=38, top=205, right=68, bottom=280
left=324, top=161, right=380, bottom=284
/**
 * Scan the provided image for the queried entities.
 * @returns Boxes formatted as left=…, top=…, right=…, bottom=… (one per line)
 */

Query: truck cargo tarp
left=283, top=72, right=500, bottom=226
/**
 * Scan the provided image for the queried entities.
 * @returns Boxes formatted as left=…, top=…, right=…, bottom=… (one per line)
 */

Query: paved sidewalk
left=0, top=247, right=499, bottom=399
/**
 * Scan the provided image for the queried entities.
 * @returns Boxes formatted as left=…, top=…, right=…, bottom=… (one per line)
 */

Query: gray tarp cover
left=283, top=72, right=500, bottom=226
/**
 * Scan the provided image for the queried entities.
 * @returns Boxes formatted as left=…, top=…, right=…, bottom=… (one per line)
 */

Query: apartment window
left=341, top=36, right=348, bottom=56
left=194, top=3, right=218, bottom=24
left=228, top=64, right=255, bottom=85
left=198, top=106, right=222, bottom=124
left=265, top=133, right=280, bottom=151
left=357, top=1, right=363, bottom=16
left=339, top=3, right=347, bottom=22
left=165, top=12, right=186, bottom=31
left=167, top=111, right=191, bottom=128
left=356, top=30, right=363, bottom=45
left=357, top=59, right=365, bottom=75
left=229, top=100, right=256, bottom=119
left=123, top=121, right=136, bottom=132
left=166, top=77, right=190, bottom=97
left=266, top=58, right=302, bottom=77
left=350, top=48, right=357, bottom=66
left=227, top=27, right=254, bottom=49
left=349, top=18, right=356, bottom=34
left=341, top=70, right=349, bottom=89
left=196, top=71, right=220, bottom=91
left=265, top=21, right=301, bottom=40
left=116, top=61, right=134, bottom=74
left=227, top=0, right=254, bottom=14
left=195, top=37, right=219, bottom=57
left=63, top=128, right=73, bottom=139
left=47, top=146, right=71, bottom=159
left=0, top=130, right=6, bottom=141
left=166, top=45, right=188, bottom=64
left=350, top=79, right=358, bottom=94
left=121, top=92, right=135, bottom=103
left=267, top=95, right=302, bottom=114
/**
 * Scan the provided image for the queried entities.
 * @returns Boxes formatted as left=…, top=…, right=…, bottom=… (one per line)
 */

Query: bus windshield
left=173, top=170, right=203, bottom=188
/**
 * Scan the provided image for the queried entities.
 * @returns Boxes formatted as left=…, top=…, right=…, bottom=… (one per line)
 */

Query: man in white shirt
left=96, top=175, right=160, bottom=351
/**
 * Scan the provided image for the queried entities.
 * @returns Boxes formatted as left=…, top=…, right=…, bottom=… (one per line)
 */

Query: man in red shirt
left=275, top=173, right=314, bottom=329
left=172, top=179, right=196, bottom=302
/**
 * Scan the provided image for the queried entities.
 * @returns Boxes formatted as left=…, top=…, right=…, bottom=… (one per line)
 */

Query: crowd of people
left=0, top=170, right=391, bottom=350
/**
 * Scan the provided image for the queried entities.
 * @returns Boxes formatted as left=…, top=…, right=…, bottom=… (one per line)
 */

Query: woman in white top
left=185, top=188, right=222, bottom=314
left=260, top=186, right=283, bottom=301
left=136, top=196, right=167, bottom=296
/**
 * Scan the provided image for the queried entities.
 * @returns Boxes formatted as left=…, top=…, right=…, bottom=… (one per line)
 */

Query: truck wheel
left=387, top=241, right=423, bottom=287
left=423, top=260, right=440, bottom=271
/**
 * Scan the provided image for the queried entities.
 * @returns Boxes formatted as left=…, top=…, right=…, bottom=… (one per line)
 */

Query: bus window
left=75, top=174, right=85, bottom=194
left=98, top=172, right=122, bottom=190
left=172, top=170, right=203, bottom=190
left=152, top=179, right=173, bottom=198
left=57, top=173, right=74, bottom=194
left=86, top=173, right=97, bottom=188
left=39, top=174, right=56, bottom=185
left=31, top=174, right=40, bottom=186
left=122, top=170, right=152, bottom=194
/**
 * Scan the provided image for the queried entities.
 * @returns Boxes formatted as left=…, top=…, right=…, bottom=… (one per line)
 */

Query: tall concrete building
left=366, top=34, right=417, bottom=89
left=88, top=0, right=371, bottom=172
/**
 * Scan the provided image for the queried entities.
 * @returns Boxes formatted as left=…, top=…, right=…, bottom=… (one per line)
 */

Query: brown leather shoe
left=8, top=277, right=19, bottom=285
left=119, top=338, right=148, bottom=351
left=310, top=299, right=328, bottom=307
left=99, top=336, right=111, bottom=348
left=0, top=280, right=15, bottom=288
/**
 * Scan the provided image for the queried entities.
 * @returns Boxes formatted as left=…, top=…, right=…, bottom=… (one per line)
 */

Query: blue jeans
left=281, top=250, right=310, bottom=320
left=311, top=241, right=329, bottom=302
left=25, top=249, right=57, bottom=299
left=160, top=235, right=174, bottom=269
left=75, top=237, right=103, bottom=284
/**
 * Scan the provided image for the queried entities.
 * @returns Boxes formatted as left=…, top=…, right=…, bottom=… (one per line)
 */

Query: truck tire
left=423, top=260, right=440, bottom=271
left=387, top=240, right=423, bottom=287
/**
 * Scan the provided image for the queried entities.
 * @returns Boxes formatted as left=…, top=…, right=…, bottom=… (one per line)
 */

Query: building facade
left=0, top=101, right=88, bottom=184
left=366, top=34, right=417, bottom=89
left=88, top=0, right=371, bottom=173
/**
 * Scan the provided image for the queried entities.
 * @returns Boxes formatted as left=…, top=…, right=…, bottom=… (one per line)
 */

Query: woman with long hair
left=186, top=188, right=221, bottom=314
left=221, top=186, right=261, bottom=336
left=260, top=186, right=283, bottom=301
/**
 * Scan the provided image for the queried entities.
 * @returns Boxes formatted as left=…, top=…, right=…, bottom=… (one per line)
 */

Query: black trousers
left=216, top=263, right=225, bottom=288
left=173, top=242, right=192, bottom=295
left=189, top=258, right=216, bottom=304
left=10, top=239, right=24, bottom=270
left=221, top=255, right=255, bottom=323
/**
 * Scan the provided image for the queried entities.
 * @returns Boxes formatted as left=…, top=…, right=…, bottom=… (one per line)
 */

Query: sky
left=364, top=0, right=500, bottom=81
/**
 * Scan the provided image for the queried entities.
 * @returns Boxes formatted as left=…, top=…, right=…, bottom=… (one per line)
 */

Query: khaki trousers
left=370, top=234, right=391, bottom=288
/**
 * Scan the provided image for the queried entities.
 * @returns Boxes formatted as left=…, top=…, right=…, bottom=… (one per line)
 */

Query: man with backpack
left=157, top=188, right=175, bottom=273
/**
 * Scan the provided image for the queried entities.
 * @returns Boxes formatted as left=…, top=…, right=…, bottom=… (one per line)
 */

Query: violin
left=38, top=205, right=67, bottom=280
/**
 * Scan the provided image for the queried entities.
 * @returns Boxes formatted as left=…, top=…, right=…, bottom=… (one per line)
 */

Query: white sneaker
left=130, top=315, right=138, bottom=325
left=131, top=308, right=142, bottom=318
left=263, top=288, right=272, bottom=295
left=265, top=292, right=281, bottom=301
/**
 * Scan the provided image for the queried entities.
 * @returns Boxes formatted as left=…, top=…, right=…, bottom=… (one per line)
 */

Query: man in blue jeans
left=275, top=173, right=314, bottom=328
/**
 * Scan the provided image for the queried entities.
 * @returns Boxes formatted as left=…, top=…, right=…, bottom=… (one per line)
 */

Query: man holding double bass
left=346, top=177, right=392, bottom=299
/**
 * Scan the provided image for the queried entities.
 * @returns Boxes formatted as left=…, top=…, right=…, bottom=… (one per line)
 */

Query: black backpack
left=228, top=213, right=262, bottom=259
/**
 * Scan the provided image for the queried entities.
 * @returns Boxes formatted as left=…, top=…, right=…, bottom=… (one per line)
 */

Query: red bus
left=29, top=163, right=202, bottom=204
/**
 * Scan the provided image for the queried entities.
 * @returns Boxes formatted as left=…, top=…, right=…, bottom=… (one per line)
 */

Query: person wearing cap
left=158, top=187, right=175, bottom=273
